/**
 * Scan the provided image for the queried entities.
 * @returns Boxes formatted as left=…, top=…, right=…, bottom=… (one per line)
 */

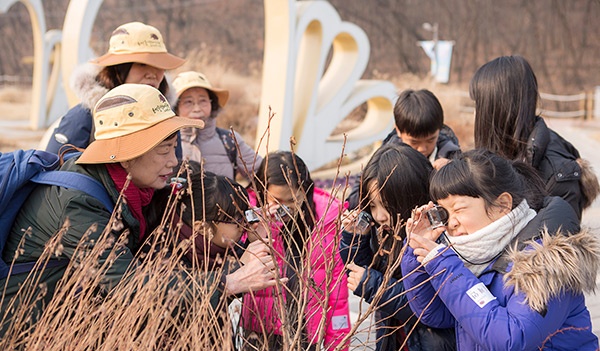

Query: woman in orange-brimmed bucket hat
left=45, top=22, right=186, bottom=155
left=2, top=84, right=205, bottom=331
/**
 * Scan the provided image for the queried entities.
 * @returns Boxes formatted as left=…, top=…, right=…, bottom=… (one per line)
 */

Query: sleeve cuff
left=422, top=244, right=446, bottom=265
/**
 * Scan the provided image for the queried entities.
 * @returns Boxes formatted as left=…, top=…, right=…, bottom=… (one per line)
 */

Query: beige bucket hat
left=77, top=84, right=204, bottom=164
left=172, top=71, right=230, bottom=107
left=91, top=22, right=185, bottom=70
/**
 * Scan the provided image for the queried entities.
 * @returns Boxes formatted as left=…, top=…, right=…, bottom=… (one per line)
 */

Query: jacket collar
left=527, top=117, right=550, bottom=168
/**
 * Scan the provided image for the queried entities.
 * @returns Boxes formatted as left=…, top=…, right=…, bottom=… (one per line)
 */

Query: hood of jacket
left=69, top=63, right=109, bottom=111
left=504, top=228, right=600, bottom=314
left=526, top=117, right=551, bottom=168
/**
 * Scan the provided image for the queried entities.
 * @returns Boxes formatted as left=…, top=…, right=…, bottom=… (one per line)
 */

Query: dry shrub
left=0, top=87, right=31, bottom=121
left=0, top=148, right=436, bottom=350
left=0, top=174, right=235, bottom=350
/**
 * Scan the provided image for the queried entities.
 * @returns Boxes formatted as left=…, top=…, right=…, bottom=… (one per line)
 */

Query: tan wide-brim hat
left=91, top=22, right=185, bottom=70
left=77, top=84, right=204, bottom=164
left=172, top=71, right=230, bottom=107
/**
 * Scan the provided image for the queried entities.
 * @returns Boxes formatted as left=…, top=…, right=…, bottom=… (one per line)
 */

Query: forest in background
left=1, top=0, right=599, bottom=93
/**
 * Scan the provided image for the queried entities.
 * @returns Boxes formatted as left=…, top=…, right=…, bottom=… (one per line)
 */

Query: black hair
left=393, top=89, right=444, bottom=138
left=144, top=161, right=248, bottom=238
left=207, top=90, right=221, bottom=118
left=470, top=55, right=539, bottom=161
left=253, top=151, right=315, bottom=256
left=359, top=143, right=433, bottom=278
left=360, top=143, right=433, bottom=229
left=430, top=149, right=547, bottom=213
left=96, top=63, right=170, bottom=95
left=180, top=171, right=249, bottom=226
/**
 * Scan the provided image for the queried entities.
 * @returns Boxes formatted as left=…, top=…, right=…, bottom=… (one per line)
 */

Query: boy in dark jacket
left=385, top=89, right=460, bottom=169
left=347, top=89, right=461, bottom=209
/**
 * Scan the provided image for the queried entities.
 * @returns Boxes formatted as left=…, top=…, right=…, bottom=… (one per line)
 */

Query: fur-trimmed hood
left=69, top=63, right=177, bottom=110
left=505, top=229, right=600, bottom=313
left=69, top=63, right=109, bottom=111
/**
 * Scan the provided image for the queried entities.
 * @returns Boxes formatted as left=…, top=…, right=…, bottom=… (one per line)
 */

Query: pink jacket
left=241, top=188, right=351, bottom=350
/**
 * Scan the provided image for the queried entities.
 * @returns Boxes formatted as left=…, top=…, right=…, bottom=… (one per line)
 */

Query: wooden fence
left=460, top=88, right=599, bottom=119
left=0, top=75, right=33, bottom=87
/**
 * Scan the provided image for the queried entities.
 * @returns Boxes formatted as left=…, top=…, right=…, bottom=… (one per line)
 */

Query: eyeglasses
left=180, top=98, right=212, bottom=109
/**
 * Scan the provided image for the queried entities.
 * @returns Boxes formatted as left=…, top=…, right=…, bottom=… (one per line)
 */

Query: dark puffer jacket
left=527, top=117, right=596, bottom=220
left=0, top=157, right=135, bottom=330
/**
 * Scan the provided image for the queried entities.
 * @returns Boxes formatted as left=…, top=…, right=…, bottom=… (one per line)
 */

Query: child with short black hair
left=385, top=89, right=460, bottom=170
left=347, top=89, right=460, bottom=209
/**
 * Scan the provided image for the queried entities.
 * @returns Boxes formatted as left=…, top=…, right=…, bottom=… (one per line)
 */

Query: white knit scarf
left=446, top=200, right=536, bottom=277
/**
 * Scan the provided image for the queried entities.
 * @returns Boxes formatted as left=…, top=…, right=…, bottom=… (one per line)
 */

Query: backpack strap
left=9, top=259, right=69, bottom=276
left=216, top=128, right=238, bottom=177
left=3, top=171, right=114, bottom=278
left=31, top=171, right=114, bottom=212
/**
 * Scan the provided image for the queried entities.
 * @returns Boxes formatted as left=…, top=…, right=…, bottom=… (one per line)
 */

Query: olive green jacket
left=0, top=157, right=222, bottom=332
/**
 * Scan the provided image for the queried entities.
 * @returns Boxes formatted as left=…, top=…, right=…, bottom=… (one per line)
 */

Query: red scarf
left=106, top=163, right=154, bottom=241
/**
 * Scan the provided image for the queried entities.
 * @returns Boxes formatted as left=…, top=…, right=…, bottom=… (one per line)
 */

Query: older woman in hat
left=45, top=21, right=185, bottom=154
left=172, top=71, right=262, bottom=181
left=2, top=84, right=279, bottom=332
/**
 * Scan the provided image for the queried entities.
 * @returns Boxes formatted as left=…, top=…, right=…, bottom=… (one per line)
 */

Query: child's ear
left=395, top=126, right=401, bottom=137
left=496, top=192, right=513, bottom=214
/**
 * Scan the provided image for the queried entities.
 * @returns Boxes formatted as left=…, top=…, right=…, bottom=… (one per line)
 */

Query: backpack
left=0, top=149, right=114, bottom=279
left=216, top=128, right=238, bottom=177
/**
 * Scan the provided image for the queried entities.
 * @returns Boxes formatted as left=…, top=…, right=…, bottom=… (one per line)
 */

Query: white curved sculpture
left=258, top=0, right=396, bottom=170
left=0, top=0, right=52, bottom=129
left=60, top=0, right=102, bottom=106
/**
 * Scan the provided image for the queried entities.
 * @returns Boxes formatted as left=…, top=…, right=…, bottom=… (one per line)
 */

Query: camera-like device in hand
left=424, top=205, right=449, bottom=229
left=244, top=205, right=290, bottom=223
left=245, top=208, right=261, bottom=223
left=355, top=211, right=373, bottom=232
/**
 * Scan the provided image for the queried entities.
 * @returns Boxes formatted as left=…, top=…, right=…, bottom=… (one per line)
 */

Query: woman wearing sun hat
left=45, top=21, right=185, bottom=154
left=172, top=71, right=262, bottom=181
left=3, top=84, right=199, bottom=319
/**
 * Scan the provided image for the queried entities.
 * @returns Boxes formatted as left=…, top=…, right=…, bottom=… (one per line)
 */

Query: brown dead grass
left=0, top=87, right=31, bottom=121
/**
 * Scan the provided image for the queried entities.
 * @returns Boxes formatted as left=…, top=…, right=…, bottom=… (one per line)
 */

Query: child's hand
left=406, top=202, right=445, bottom=241
left=406, top=202, right=446, bottom=262
left=346, top=262, right=366, bottom=292
left=341, top=210, right=372, bottom=235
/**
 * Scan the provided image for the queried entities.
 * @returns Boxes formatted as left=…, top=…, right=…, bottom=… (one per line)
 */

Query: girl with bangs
left=402, top=149, right=599, bottom=350
left=240, top=151, right=351, bottom=351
